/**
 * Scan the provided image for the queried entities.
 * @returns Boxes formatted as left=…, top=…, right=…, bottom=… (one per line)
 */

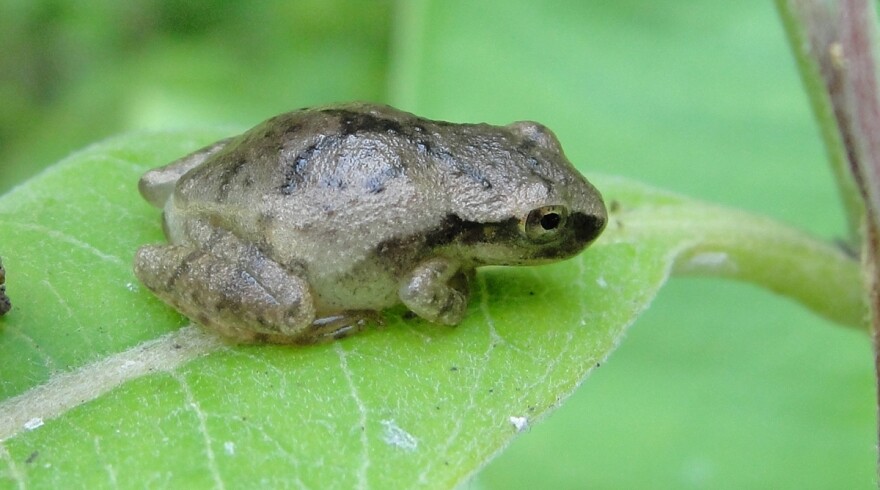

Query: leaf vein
left=172, top=372, right=224, bottom=490
left=0, top=325, right=224, bottom=442
left=4, top=221, right=124, bottom=266
left=335, top=343, right=370, bottom=489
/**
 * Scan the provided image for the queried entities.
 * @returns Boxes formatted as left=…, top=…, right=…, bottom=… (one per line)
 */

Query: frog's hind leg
left=134, top=244, right=316, bottom=343
left=139, top=137, right=234, bottom=208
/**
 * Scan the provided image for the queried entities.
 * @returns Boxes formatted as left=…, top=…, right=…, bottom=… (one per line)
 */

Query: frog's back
left=174, top=104, right=446, bottom=222
left=172, top=103, right=567, bottom=215
left=169, top=104, right=454, bottom=265
left=164, top=102, right=595, bottom=268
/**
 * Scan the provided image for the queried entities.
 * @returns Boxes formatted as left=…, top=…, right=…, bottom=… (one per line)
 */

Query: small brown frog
left=135, top=103, right=607, bottom=343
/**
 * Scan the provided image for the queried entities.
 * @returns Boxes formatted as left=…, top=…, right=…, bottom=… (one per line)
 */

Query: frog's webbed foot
left=399, top=258, right=473, bottom=325
left=134, top=244, right=316, bottom=343
left=291, top=311, right=383, bottom=345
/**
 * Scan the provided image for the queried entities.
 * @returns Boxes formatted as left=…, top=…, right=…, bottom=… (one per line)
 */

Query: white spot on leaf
left=224, top=441, right=235, bottom=456
left=381, top=419, right=417, bottom=452
left=509, top=416, right=528, bottom=432
left=686, top=252, right=736, bottom=272
left=596, top=276, right=608, bottom=288
left=23, top=418, right=43, bottom=431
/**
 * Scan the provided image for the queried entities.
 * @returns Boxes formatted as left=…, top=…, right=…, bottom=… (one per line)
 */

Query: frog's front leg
left=399, top=258, right=474, bottom=325
left=134, top=244, right=316, bottom=343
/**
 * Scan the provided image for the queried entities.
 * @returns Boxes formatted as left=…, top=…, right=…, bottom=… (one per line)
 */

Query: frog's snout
left=571, top=211, right=607, bottom=245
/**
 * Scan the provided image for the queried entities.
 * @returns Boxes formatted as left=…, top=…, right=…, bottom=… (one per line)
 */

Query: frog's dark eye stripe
left=520, top=205, right=568, bottom=242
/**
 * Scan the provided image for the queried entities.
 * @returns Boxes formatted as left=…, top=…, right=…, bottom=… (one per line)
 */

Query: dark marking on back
left=320, top=174, right=346, bottom=190
left=434, top=149, right=493, bottom=189
left=363, top=164, right=403, bottom=194
left=513, top=141, right=557, bottom=190
left=517, top=138, right=537, bottom=154
left=217, top=157, right=247, bottom=201
left=283, top=122, right=302, bottom=137
left=365, top=175, right=385, bottom=194
left=416, top=140, right=432, bottom=154
left=320, top=109, right=405, bottom=137
left=281, top=142, right=322, bottom=195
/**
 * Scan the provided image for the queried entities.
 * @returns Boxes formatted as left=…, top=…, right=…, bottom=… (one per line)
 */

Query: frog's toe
left=292, top=311, right=382, bottom=344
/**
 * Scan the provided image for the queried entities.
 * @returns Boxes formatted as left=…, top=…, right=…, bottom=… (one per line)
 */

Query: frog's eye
left=521, top=205, right=568, bottom=242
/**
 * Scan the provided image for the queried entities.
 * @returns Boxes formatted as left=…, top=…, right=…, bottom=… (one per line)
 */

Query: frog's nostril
left=571, top=212, right=606, bottom=243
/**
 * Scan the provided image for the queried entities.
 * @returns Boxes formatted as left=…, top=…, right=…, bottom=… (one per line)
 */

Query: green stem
left=608, top=190, right=865, bottom=329
left=675, top=211, right=862, bottom=329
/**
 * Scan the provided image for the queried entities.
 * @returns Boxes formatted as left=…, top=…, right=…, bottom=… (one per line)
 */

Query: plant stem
left=608, top=195, right=865, bottom=329
left=776, top=0, right=864, bottom=246
left=776, top=0, right=880, bottom=472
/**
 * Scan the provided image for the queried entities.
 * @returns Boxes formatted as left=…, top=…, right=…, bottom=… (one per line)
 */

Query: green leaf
left=0, top=131, right=860, bottom=488
left=405, top=3, right=871, bottom=487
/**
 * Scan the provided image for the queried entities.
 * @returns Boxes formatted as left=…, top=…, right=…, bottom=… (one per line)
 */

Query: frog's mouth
left=431, top=212, right=606, bottom=266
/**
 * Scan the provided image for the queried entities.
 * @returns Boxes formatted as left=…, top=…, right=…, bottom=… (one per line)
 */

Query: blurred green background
left=1, top=0, right=873, bottom=487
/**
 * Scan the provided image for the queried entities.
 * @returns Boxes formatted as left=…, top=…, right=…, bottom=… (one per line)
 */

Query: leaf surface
left=0, top=131, right=856, bottom=488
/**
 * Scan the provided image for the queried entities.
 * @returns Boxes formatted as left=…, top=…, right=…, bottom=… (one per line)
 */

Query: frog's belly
left=307, top=261, right=401, bottom=314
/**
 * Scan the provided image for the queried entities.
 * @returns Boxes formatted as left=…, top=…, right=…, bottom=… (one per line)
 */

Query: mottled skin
left=134, top=103, right=607, bottom=343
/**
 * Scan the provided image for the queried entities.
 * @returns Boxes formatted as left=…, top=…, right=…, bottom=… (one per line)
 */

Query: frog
left=134, top=102, right=607, bottom=344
